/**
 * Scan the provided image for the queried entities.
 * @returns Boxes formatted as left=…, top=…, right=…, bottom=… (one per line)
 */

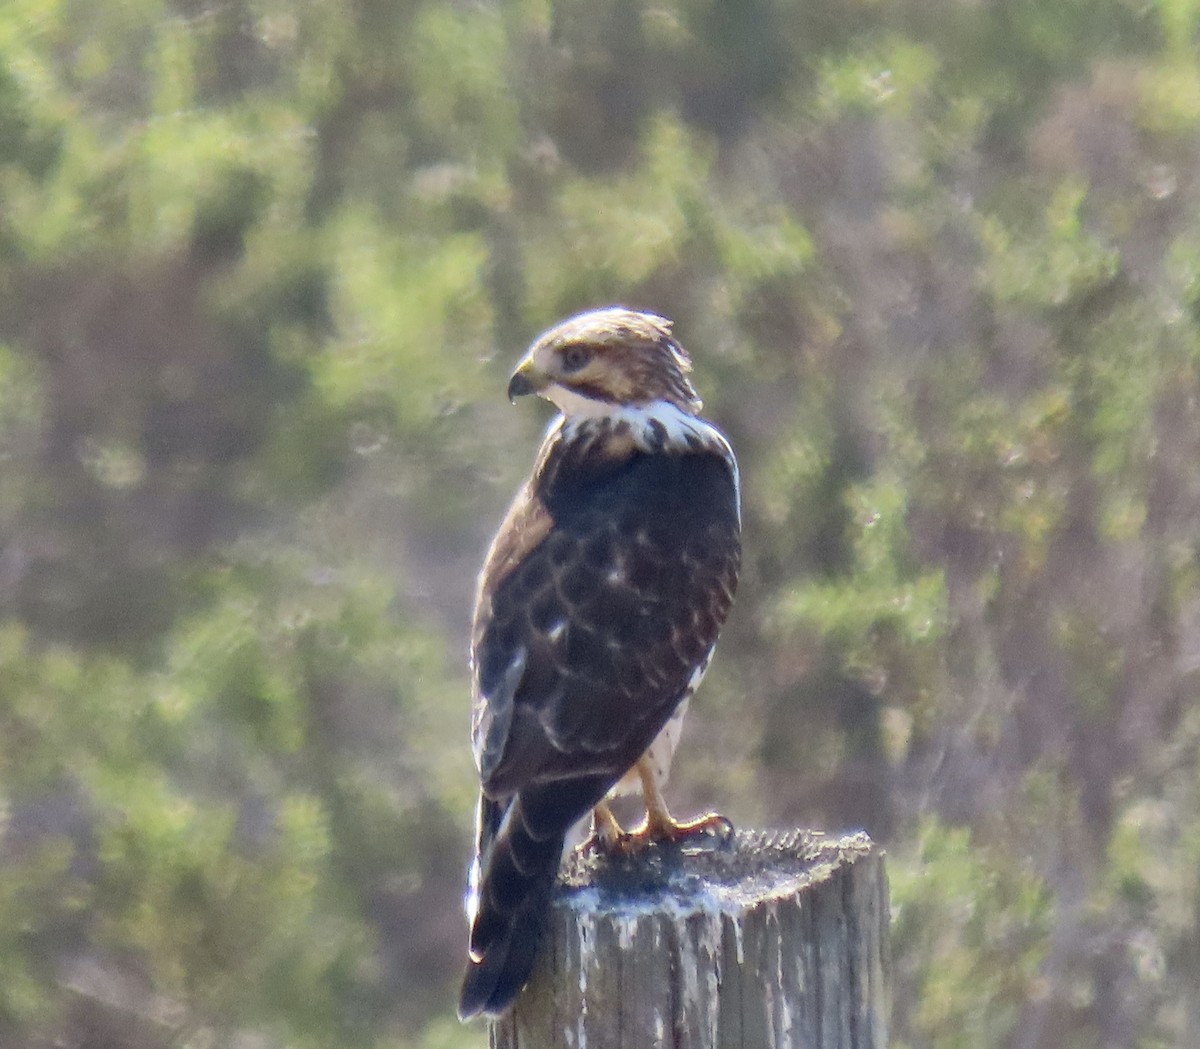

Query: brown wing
left=471, top=439, right=740, bottom=799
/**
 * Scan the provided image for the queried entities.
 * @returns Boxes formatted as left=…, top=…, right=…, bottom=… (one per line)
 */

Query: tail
left=458, top=776, right=611, bottom=1020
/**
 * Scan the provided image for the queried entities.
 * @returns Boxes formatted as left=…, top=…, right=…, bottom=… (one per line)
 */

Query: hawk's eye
left=561, top=345, right=592, bottom=373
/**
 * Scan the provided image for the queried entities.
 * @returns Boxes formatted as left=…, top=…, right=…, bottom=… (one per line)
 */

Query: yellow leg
left=578, top=800, right=627, bottom=855
left=614, top=757, right=734, bottom=854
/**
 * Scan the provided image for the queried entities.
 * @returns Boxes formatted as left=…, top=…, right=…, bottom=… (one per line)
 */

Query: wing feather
left=472, top=439, right=739, bottom=798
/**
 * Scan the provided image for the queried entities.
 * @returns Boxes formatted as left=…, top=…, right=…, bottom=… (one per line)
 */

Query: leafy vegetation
left=1, top=1, right=1198, bottom=1046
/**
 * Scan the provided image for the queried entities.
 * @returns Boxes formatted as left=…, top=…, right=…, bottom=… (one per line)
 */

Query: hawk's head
left=507, top=307, right=702, bottom=417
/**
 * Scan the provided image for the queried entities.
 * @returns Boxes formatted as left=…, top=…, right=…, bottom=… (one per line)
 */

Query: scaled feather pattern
left=458, top=308, right=741, bottom=1020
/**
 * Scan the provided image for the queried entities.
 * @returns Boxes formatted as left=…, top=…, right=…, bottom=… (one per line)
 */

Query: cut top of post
left=490, top=829, right=890, bottom=1049
left=559, top=827, right=875, bottom=918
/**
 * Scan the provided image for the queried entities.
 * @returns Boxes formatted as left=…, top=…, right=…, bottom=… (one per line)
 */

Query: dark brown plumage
left=458, top=308, right=741, bottom=1020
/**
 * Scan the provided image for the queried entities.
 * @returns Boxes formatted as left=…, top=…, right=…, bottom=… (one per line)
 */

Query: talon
left=619, top=755, right=736, bottom=853
left=607, top=831, right=642, bottom=857
left=652, top=811, right=735, bottom=850
left=580, top=801, right=628, bottom=856
left=603, top=823, right=655, bottom=856
left=577, top=833, right=603, bottom=856
left=605, top=809, right=735, bottom=856
left=714, top=815, right=736, bottom=848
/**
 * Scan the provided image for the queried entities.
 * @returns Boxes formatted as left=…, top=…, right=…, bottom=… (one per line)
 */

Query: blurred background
left=1, top=0, right=1199, bottom=1046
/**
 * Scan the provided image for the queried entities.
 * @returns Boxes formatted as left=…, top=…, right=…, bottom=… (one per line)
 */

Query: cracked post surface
left=487, top=829, right=890, bottom=1049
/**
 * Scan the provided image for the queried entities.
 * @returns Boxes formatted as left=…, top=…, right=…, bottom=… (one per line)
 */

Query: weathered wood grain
left=488, top=829, right=890, bottom=1049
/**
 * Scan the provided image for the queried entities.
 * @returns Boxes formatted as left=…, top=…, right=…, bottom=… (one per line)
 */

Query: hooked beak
left=506, top=360, right=544, bottom=403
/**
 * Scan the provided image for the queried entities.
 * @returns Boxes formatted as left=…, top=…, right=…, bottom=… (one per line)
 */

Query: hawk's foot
left=650, top=810, right=735, bottom=850
left=608, top=810, right=735, bottom=856
left=618, top=756, right=736, bottom=854
left=578, top=801, right=628, bottom=856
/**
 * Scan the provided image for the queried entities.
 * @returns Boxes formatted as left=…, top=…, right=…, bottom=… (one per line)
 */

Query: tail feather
left=458, top=776, right=612, bottom=1020
left=458, top=849, right=556, bottom=1020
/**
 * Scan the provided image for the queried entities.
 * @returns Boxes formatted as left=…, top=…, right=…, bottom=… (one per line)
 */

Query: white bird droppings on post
left=616, top=913, right=636, bottom=952
left=575, top=907, right=595, bottom=1049
left=494, top=830, right=888, bottom=1049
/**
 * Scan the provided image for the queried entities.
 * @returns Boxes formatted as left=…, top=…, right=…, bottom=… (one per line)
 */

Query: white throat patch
left=544, top=383, right=618, bottom=419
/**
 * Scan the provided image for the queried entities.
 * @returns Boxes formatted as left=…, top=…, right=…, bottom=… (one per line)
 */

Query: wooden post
left=489, top=829, right=889, bottom=1049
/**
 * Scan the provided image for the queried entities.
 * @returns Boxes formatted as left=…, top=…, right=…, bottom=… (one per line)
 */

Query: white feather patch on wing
left=471, top=646, right=527, bottom=775
left=464, top=795, right=484, bottom=929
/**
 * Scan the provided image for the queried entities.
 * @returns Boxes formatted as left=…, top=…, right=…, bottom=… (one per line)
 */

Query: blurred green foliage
left=0, top=0, right=1199, bottom=1047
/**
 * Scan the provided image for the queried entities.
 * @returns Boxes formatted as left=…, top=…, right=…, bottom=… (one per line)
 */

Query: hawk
left=458, top=307, right=741, bottom=1020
